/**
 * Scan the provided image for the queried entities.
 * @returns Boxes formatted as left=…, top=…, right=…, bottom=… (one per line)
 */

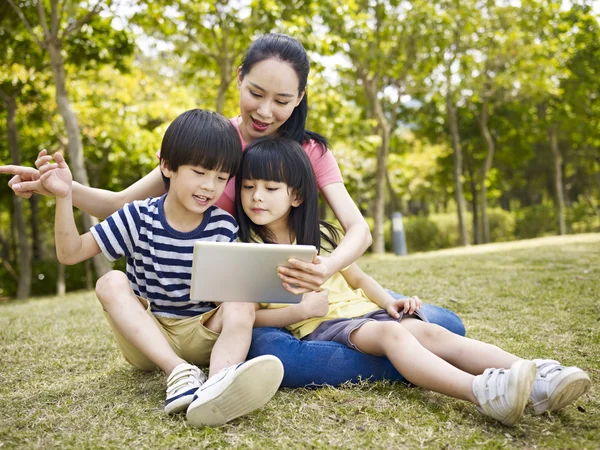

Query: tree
left=7, top=0, right=133, bottom=279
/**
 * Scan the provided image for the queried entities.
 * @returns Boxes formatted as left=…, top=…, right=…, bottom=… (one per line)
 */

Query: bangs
left=161, top=109, right=241, bottom=175
left=241, top=138, right=305, bottom=190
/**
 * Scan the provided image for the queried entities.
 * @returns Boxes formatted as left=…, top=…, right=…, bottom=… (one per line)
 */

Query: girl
left=1, top=33, right=464, bottom=387
left=236, top=136, right=592, bottom=426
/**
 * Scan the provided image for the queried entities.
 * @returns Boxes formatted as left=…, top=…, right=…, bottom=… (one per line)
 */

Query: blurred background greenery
left=1, top=0, right=599, bottom=299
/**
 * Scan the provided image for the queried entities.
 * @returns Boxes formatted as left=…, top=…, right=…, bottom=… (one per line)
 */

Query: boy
left=39, top=109, right=283, bottom=427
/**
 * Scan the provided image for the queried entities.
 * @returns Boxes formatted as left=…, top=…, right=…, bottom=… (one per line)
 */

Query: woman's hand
left=298, top=289, right=330, bottom=320
left=277, top=254, right=334, bottom=294
left=0, top=149, right=55, bottom=198
left=385, top=296, right=422, bottom=319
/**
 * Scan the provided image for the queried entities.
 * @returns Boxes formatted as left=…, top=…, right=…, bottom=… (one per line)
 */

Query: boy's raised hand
left=299, top=289, right=330, bottom=320
left=385, top=295, right=422, bottom=319
left=39, top=152, right=73, bottom=198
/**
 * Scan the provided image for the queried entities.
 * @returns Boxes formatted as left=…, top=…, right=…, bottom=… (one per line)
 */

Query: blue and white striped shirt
left=90, top=195, right=238, bottom=318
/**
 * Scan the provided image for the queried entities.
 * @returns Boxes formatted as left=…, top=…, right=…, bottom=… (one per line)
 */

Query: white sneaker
left=472, top=360, right=536, bottom=426
left=164, top=363, right=207, bottom=414
left=186, top=355, right=284, bottom=427
left=530, top=359, right=591, bottom=414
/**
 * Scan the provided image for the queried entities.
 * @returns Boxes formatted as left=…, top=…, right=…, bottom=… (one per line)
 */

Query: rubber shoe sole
left=186, top=356, right=284, bottom=427
left=533, top=370, right=591, bottom=414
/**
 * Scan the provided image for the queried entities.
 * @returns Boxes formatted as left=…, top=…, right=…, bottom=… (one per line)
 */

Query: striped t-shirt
left=90, top=195, right=238, bottom=319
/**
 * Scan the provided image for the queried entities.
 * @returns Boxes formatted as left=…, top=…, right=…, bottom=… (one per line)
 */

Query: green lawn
left=1, top=234, right=599, bottom=449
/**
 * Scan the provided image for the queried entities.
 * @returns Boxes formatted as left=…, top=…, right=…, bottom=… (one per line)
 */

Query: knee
left=419, top=322, right=451, bottom=343
left=95, top=270, right=129, bottom=307
left=221, top=302, right=256, bottom=329
left=380, top=321, right=413, bottom=346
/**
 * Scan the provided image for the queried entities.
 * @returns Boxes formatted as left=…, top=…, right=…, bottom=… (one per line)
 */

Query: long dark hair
left=235, top=136, right=339, bottom=253
left=239, top=33, right=329, bottom=154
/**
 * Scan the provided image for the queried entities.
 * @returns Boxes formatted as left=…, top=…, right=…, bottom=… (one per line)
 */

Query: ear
left=236, top=66, right=243, bottom=90
left=295, top=88, right=306, bottom=107
left=160, top=159, right=173, bottom=179
left=291, top=191, right=304, bottom=208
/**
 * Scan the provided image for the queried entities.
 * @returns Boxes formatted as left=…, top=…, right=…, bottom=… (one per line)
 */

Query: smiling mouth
left=251, top=208, right=266, bottom=213
left=251, top=117, right=271, bottom=128
left=193, top=195, right=211, bottom=204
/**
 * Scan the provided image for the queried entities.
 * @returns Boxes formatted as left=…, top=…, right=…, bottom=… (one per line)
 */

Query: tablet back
left=190, top=241, right=317, bottom=304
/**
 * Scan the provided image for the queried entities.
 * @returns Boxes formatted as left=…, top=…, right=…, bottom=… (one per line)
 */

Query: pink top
left=157, top=117, right=343, bottom=215
left=216, top=118, right=342, bottom=214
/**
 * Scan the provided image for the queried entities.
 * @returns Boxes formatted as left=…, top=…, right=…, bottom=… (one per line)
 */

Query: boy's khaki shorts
left=103, top=297, right=220, bottom=371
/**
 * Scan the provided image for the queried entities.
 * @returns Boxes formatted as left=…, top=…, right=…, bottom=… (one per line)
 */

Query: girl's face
left=241, top=178, right=302, bottom=235
left=237, top=58, right=305, bottom=144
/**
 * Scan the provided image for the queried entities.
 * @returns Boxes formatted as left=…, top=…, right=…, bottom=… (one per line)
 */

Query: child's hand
left=386, top=296, right=422, bottom=319
left=39, top=152, right=72, bottom=198
left=299, top=289, right=330, bottom=319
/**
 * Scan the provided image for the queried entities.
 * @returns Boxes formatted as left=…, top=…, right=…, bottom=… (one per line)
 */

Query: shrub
left=514, top=204, right=558, bottom=239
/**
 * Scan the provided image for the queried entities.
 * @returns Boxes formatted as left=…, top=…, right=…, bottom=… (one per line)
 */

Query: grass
left=1, top=233, right=599, bottom=449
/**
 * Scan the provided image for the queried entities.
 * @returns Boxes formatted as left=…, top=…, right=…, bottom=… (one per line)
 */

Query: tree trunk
left=46, top=40, right=111, bottom=278
left=548, top=125, right=566, bottom=235
left=215, top=64, right=231, bottom=115
left=3, top=94, right=32, bottom=299
left=57, top=262, right=65, bottom=296
left=372, top=113, right=391, bottom=254
left=470, top=177, right=481, bottom=245
left=478, top=98, right=495, bottom=243
left=446, top=90, right=469, bottom=246
left=29, top=195, right=44, bottom=260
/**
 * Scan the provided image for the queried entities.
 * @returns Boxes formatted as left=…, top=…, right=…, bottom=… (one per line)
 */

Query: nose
left=252, top=187, right=264, bottom=202
left=200, top=175, right=216, bottom=192
left=256, top=100, right=273, bottom=119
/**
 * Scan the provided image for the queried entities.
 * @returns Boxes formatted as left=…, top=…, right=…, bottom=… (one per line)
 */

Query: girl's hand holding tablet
left=298, top=290, right=330, bottom=320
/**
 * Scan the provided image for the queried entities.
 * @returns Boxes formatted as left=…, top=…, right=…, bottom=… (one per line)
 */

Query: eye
left=193, top=169, right=205, bottom=175
left=276, top=100, right=290, bottom=106
left=218, top=177, right=228, bottom=182
left=266, top=187, right=279, bottom=192
left=242, top=184, right=254, bottom=190
left=250, top=91, right=262, bottom=98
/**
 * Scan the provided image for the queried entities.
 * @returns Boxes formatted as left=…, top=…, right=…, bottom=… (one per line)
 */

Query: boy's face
left=161, top=163, right=230, bottom=215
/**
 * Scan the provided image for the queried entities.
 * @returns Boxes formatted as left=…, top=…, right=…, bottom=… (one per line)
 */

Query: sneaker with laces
left=530, top=359, right=591, bottom=414
left=186, top=355, right=284, bottom=427
left=472, top=360, right=536, bottom=426
left=164, top=363, right=207, bottom=414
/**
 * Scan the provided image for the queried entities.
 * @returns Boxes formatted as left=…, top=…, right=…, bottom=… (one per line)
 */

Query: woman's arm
left=340, top=263, right=421, bottom=318
left=71, top=166, right=165, bottom=219
left=278, top=182, right=372, bottom=292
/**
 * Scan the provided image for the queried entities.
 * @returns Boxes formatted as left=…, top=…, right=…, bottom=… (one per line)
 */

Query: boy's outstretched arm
left=254, top=290, right=330, bottom=328
left=340, top=264, right=421, bottom=318
left=40, top=153, right=101, bottom=265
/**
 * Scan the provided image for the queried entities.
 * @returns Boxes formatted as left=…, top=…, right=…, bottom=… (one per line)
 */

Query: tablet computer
left=190, top=241, right=317, bottom=304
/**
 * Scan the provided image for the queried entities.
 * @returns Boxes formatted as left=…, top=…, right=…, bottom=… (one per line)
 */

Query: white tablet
left=189, top=241, right=317, bottom=304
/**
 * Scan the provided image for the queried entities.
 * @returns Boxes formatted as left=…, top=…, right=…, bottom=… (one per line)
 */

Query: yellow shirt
left=260, top=227, right=380, bottom=339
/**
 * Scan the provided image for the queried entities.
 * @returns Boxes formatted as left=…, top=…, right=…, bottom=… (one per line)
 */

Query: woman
left=2, top=34, right=465, bottom=387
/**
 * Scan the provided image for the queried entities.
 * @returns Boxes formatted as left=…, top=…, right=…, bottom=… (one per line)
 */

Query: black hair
left=239, top=33, right=329, bottom=154
left=160, top=109, right=242, bottom=190
left=234, top=136, right=340, bottom=253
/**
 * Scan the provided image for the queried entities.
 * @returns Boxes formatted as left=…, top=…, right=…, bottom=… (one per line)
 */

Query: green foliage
left=514, top=204, right=558, bottom=239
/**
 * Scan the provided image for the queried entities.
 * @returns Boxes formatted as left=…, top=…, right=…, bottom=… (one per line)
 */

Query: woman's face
left=237, top=58, right=305, bottom=144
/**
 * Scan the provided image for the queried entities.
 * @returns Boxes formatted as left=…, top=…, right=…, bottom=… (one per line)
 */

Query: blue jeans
left=248, top=293, right=465, bottom=388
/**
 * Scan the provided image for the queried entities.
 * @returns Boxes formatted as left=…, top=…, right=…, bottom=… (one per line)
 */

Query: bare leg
left=400, top=318, right=520, bottom=374
left=351, top=321, right=478, bottom=403
left=96, top=271, right=185, bottom=374
left=204, top=302, right=258, bottom=377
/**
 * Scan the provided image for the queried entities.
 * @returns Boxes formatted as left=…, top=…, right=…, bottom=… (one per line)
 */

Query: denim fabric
left=248, top=292, right=466, bottom=388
